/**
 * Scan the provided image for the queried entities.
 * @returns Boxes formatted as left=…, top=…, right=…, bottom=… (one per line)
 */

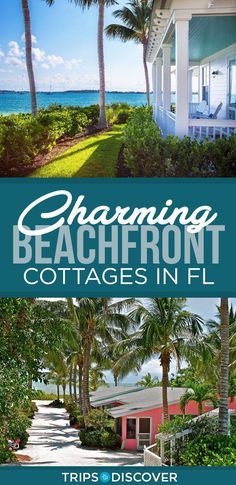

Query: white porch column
left=152, top=61, right=157, bottom=119
left=174, top=12, right=192, bottom=138
left=156, top=57, right=162, bottom=108
left=188, top=69, right=193, bottom=103
left=152, top=61, right=157, bottom=104
left=162, top=44, right=171, bottom=112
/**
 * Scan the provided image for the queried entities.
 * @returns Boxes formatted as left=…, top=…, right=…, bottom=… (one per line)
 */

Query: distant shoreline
left=0, top=89, right=150, bottom=94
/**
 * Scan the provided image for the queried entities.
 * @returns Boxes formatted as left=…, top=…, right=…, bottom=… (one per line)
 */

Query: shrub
left=79, top=428, right=120, bottom=449
left=123, top=107, right=164, bottom=177
left=106, top=103, right=134, bottom=125
left=7, top=412, right=31, bottom=449
left=123, top=110, right=236, bottom=177
left=158, top=415, right=192, bottom=434
left=65, top=401, right=85, bottom=428
left=0, top=434, right=15, bottom=464
left=180, top=435, right=236, bottom=466
left=28, top=401, right=38, bottom=419
left=0, top=104, right=100, bottom=172
left=84, top=408, right=114, bottom=430
left=48, top=399, right=64, bottom=408
left=31, top=389, right=58, bottom=400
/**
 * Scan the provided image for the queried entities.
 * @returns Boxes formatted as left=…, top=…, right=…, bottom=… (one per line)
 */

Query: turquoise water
left=0, top=91, right=152, bottom=115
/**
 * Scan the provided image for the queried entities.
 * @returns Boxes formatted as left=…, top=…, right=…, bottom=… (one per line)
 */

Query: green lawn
left=29, top=125, right=124, bottom=178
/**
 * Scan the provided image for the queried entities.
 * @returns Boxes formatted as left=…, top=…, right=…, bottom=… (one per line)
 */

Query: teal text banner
left=0, top=466, right=235, bottom=485
left=0, top=178, right=235, bottom=296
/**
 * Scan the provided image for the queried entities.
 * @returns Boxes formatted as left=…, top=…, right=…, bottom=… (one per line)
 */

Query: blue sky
left=0, top=0, right=148, bottom=92
left=44, top=297, right=236, bottom=384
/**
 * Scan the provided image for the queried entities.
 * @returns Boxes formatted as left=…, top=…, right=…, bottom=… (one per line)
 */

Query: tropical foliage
left=123, top=107, right=236, bottom=177
left=0, top=105, right=99, bottom=173
left=106, top=0, right=152, bottom=105
left=136, top=373, right=160, bottom=388
left=0, top=296, right=235, bottom=461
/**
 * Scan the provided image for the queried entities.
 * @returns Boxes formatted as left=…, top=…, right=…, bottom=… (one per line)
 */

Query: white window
left=202, top=65, right=209, bottom=105
left=228, top=58, right=236, bottom=120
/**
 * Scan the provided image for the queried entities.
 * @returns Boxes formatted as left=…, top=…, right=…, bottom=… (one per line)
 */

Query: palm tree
left=115, top=298, right=203, bottom=422
left=136, top=372, right=160, bottom=388
left=219, top=298, right=230, bottom=435
left=180, top=383, right=218, bottom=416
left=89, top=367, right=109, bottom=391
left=46, top=0, right=115, bottom=129
left=71, top=297, right=135, bottom=415
left=21, top=0, right=37, bottom=115
left=106, top=0, right=152, bottom=105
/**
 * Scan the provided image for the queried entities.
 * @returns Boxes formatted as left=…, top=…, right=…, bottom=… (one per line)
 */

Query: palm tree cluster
left=44, top=297, right=235, bottom=436
left=21, top=0, right=152, bottom=122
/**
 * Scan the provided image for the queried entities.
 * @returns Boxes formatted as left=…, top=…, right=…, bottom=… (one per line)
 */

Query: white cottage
left=147, top=0, right=236, bottom=139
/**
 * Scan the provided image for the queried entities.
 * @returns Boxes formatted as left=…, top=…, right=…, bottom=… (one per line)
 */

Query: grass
left=29, top=124, right=124, bottom=178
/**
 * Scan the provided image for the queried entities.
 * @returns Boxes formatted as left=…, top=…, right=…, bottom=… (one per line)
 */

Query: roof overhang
left=147, top=1, right=236, bottom=63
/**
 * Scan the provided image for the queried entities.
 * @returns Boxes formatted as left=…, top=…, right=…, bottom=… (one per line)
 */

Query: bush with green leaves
left=48, top=399, right=65, bottom=408
left=123, top=109, right=236, bottom=177
left=79, top=428, right=120, bottom=449
left=7, top=412, right=31, bottom=449
left=0, top=104, right=100, bottom=171
left=84, top=408, right=114, bottom=430
left=123, top=107, right=164, bottom=177
left=180, top=435, right=236, bottom=466
left=65, top=401, right=85, bottom=428
left=157, top=415, right=219, bottom=465
left=106, top=102, right=134, bottom=125
left=0, top=433, right=15, bottom=464
left=79, top=408, right=119, bottom=449
left=158, top=415, right=192, bottom=435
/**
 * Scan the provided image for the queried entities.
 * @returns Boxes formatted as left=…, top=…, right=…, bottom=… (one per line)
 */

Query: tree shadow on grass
left=74, top=133, right=123, bottom=177
left=32, top=129, right=123, bottom=178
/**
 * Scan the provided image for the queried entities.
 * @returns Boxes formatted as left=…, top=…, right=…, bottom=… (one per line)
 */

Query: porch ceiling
left=171, top=16, right=236, bottom=63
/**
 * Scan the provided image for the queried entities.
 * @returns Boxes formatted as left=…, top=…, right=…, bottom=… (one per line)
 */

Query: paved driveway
left=16, top=400, right=143, bottom=466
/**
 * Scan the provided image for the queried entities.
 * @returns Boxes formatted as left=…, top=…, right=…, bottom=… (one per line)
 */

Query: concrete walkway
left=16, top=401, right=143, bottom=466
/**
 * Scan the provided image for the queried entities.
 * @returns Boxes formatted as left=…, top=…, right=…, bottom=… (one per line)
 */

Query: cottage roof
left=91, top=386, right=188, bottom=417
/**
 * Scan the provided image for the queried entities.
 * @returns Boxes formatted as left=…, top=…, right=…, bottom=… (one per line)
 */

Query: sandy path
left=16, top=401, right=142, bottom=466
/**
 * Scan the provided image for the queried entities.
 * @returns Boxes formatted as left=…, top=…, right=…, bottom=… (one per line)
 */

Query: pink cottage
left=90, top=386, right=236, bottom=451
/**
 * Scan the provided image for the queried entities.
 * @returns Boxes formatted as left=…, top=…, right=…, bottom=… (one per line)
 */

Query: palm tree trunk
left=63, top=383, right=66, bottom=404
left=57, top=384, right=60, bottom=401
left=73, top=363, right=77, bottom=401
left=161, top=352, right=170, bottom=422
left=69, top=365, right=73, bottom=399
left=21, top=0, right=37, bottom=116
left=198, top=401, right=203, bottom=415
left=114, top=372, right=118, bottom=387
left=97, top=0, right=107, bottom=129
left=219, top=298, right=229, bottom=435
left=82, top=339, right=92, bottom=415
left=78, top=363, right=83, bottom=410
left=143, top=40, right=150, bottom=106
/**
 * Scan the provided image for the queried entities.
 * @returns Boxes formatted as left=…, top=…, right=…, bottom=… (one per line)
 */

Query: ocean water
left=0, top=91, right=153, bottom=115
left=0, top=91, right=199, bottom=115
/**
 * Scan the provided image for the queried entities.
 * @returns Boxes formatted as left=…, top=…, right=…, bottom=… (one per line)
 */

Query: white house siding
left=200, top=44, right=236, bottom=120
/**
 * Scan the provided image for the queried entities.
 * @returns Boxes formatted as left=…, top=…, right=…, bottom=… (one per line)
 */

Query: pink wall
left=121, top=398, right=236, bottom=451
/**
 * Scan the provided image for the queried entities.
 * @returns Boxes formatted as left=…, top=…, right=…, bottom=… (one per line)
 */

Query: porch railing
left=189, top=119, right=236, bottom=140
left=155, top=106, right=176, bottom=137
left=144, top=443, right=163, bottom=466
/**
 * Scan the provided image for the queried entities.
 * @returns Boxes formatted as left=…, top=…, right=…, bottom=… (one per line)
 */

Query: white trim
left=200, top=43, right=236, bottom=65
left=137, top=416, right=152, bottom=450
left=227, top=54, right=236, bottom=117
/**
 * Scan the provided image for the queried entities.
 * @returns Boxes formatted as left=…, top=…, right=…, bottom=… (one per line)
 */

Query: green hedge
left=123, top=107, right=236, bottom=177
left=180, top=435, right=236, bottom=466
left=79, top=428, right=120, bottom=449
left=106, top=103, right=135, bottom=125
left=0, top=104, right=99, bottom=170
left=79, top=409, right=119, bottom=449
